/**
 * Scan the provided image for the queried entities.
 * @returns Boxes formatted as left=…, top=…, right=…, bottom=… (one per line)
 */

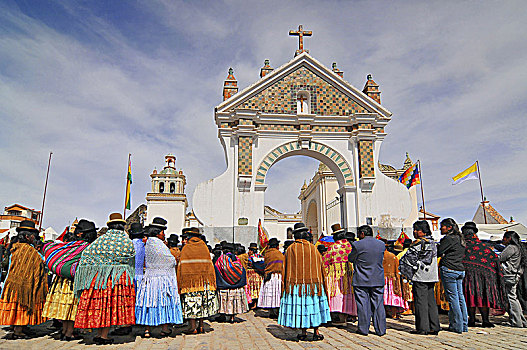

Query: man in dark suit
left=348, top=225, right=386, bottom=336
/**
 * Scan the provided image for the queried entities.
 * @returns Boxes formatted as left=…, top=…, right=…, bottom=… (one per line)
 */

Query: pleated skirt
left=247, top=270, right=263, bottom=300
left=42, top=276, right=78, bottom=321
left=74, top=273, right=136, bottom=328
left=384, top=278, right=408, bottom=309
left=257, top=273, right=282, bottom=308
left=218, top=287, right=249, bottom=315
left=0, top=291, right=46, bottom=326
left=180, top=286, right=219, bottom=319
left=278, top=285, right=331, bottom=329
left=135, top=275, right=183, bottom=326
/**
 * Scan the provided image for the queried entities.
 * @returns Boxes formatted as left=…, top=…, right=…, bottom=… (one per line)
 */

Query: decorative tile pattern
left=300, top=124, right=311, bottom=130
left=238, top=137, right=253, bottom=175
left=258, top=124, right=296, bottom=131
left=220, top=122, right=231, bottom=128
left=358, top=140, right=375, bottom=178
left=239, top=119, right=253, bottom=126
left=312, top=126, right=347, bottom=132
left=232, top=67, right=367, bottom=116
left=255, top=141, right=354, bottom=186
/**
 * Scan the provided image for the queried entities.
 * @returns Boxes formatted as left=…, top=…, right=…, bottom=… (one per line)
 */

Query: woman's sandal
left=142, top=330, right=151, bottom=338
left=183, top=329, right=198, bottom=335
left=197, top=326, right=204, bottom=334
left=296, top=334, right=307, bottom=341
left=313, top=333, right=324, bottom=341
left=63, top=334, right=83, bottom=341
left=160, top=329, right=172, bottom=337
left=9, top=333, right=28, bottom=340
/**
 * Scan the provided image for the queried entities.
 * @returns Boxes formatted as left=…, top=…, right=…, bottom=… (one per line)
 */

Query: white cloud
left=1, top=0, right=526, bottom=231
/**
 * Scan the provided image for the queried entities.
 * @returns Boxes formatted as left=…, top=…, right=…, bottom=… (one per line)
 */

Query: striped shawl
left=177, top=237, right=216, bottom=294
left=43, top=240, right=90, bottom=279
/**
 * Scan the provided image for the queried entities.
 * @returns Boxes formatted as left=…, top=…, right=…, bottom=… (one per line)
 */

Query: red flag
left=396, top=230, right=410, bottom=246
left=376, top=232, right=382, bottom=240
left=57, top=226, right=69, bottom=242
left=258, top=219, right=268, bottom=248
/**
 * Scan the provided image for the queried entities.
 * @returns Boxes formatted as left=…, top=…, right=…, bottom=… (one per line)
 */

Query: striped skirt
left=218, top=287, right=249, bottom=315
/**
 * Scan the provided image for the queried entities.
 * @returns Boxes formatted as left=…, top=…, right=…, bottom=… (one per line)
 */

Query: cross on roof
left=289, top=24, right=312, bottom=56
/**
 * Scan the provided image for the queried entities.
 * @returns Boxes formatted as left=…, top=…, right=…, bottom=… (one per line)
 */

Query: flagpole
left=123, top=153, right=131, bottom=219
left=418, top=160, right=427, bottom=221
left=39, top=152, right=53, bottom=232
left=476, top=160, right=487, bottom=224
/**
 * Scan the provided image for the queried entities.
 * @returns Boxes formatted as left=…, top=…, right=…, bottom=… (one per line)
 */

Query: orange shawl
left=383, top=250, right=402, bottom=297
left=2, top=243, right=48, bottom=315
left=177, top=237, right=216, bottom=294
left=264, top=248, right=284, bottom=275
left=170, top=246, right=181, bottom=265
left=238, top=253, right=249, bottom=270
left=283, top=239, right=327, bottom=296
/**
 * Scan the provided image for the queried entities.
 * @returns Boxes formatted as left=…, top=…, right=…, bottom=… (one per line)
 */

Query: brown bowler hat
left=107, top=212, right=126, bottom=225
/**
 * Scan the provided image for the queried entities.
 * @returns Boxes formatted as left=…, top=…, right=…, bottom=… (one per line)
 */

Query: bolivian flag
left=452, top=162, right=478, bottom=185
left=125, top=158, right=132, bottom=209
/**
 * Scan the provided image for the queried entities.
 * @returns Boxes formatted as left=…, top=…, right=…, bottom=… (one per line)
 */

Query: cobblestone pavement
left=0, top=310, right=526, bottom=349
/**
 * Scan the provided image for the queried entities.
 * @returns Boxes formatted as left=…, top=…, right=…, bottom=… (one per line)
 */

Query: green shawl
left=73, top=229, right=135, bottom=297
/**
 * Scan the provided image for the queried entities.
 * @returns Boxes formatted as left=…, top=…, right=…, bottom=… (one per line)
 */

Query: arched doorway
left=306, top=200, right=318, bottom=240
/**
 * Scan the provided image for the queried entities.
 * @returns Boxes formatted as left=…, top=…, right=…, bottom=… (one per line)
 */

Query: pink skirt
left=384, top=278, right=408, bottom=309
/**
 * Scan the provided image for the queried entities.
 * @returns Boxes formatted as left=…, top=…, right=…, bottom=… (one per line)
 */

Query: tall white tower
left=146, top=154, right=187, bottom=235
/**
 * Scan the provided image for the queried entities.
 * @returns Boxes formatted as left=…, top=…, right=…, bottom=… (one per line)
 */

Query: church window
left=296, top=91, right=310, bottom=114
left=159, top=182, right=164, bottom=193
left=170, top=182, right=175, bottom=193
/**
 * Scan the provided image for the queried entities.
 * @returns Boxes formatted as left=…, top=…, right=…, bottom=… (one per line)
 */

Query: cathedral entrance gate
left=193, top=28, right=413, bottom=243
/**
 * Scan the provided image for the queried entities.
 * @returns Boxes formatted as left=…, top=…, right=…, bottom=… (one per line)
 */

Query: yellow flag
left=452, top=162, right=478, bottom=185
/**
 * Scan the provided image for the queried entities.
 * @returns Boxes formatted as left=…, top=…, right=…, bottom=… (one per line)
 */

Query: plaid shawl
left=43, top=240, right=89, bottom=279
left=283, top=239, right=327, bottom=296
left=2, top=243, right=48, bottom=315
left=177, top=237, right=216, bottom=294
left=73, top=229, right=135, bottom=297
left=264, top=248, right=284, bottom=275
left=215, top=253, right=244, bottom=285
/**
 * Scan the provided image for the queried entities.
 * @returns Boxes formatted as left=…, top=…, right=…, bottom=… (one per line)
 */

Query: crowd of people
left=0, top=214, right=525, bottom=344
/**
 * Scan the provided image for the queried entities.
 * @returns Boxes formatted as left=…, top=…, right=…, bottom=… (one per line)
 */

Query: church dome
left=160, top=167, right=177, bottom=175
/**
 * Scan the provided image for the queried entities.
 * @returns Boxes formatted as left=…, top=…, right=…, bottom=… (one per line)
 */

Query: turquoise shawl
left=73, top=229, right=135, bottom=297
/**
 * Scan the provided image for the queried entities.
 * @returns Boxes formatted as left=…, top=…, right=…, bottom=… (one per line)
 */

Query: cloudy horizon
left=1, top=0, right=526, bottom=231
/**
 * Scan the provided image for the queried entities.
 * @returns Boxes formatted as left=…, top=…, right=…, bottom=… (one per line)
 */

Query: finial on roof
left=264, top=59, right=270, bottom=65
left=260, top=59, right=273, bottom=78
left=367, top=74, right=372, bottom=80
left=228, top=67, right=233, bottom=75
left=332, top=62, right=337, bottom=69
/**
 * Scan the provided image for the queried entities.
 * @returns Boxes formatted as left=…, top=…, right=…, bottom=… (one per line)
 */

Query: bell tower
left=146, top=154, right=188, bottom=235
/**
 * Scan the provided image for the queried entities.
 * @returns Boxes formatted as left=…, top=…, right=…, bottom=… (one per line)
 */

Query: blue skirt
left=135, top=275, right=183, bottom=326
left=278, top=285, right=331, bottom=329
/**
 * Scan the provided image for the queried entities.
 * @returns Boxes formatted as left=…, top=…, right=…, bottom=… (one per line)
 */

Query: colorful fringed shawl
left=177, top=237, right=216, bottom=294
left=238, top=253, right=249, bottom=270
left=323, top=239, right=353, bottom=297
left=383, top=250, right=402, bottom=297
left=283, top=239, right=327, bottom=296
left=264, top=248, right=284, bottom=275
left=73, top=229, right=135, bottom=297
left=2, top=243, right=48, bottom=315
left=43, top=240, right=90, bottom=279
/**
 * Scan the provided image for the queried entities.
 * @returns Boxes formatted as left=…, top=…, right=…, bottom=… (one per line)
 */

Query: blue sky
left=1, top=0, right=526, bottom=231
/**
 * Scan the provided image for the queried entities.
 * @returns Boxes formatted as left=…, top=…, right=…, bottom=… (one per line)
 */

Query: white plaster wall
left=146, top=201, right=186, bottom=235
left=262, top=219, right=290, bottom=243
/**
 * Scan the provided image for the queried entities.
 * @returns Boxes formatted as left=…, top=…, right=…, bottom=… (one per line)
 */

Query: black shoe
left=410, top=330, right=428, bottom=335
left=313, top=333, right=324, bottom=341
left=481, top=322, right=495, bottom=328
left=93, top=336, right=114, bottom=345
left=297, top=334, right=307, bottom=341
left=110, top=326, right=132, bottom=336
left=429, top=330, right=439, bottom=335
left=355, top=330, right=368, bottom=336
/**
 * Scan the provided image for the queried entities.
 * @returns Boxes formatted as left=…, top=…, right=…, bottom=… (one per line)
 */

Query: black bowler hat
left=128, top=223, right=144, bottom=238
left=268, top=238, right=280, bottom=247
left=292, top=222, right=309, bottom=235
left=249, top=242, right=258, bottom=250
left=75, top=219, right=98, bottom=234
left=182, top=227, right=201, bottom=238
left=149, top=217, right=167, bottom=230
left=167, top=234, right=179, bottom=244
left=16, top=220, right=39, bottom=233
left=462, top=221, right=478, bottom=233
